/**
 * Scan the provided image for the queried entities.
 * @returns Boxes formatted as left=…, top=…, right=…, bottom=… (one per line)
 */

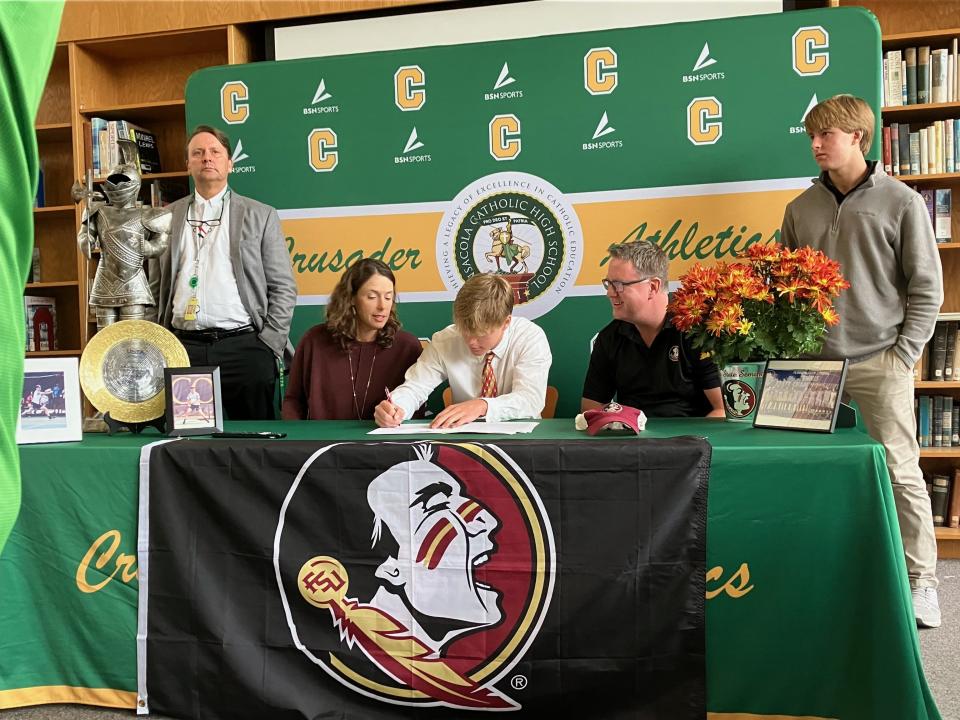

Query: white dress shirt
left=172, top=187, right=251, bottom=330
left=390, top=316, right=552, bottom=423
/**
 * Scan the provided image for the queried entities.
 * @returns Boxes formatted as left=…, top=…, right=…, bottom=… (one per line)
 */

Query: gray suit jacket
left=151, top=190, right=297, bottom=360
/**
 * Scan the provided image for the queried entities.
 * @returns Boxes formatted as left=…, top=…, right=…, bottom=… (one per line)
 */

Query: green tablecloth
left=0, top=419, right=940, bottom=719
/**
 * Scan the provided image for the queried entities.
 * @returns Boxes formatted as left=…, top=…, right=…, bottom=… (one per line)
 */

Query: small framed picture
left=164, top=366, right=223, bottom=436
left=754, top=359, right=848, bottom=433
left=16, top=357, right=82, bottom=444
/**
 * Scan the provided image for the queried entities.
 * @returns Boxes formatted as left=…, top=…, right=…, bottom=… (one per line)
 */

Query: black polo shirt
left=582, top=318, right=720, bottom=417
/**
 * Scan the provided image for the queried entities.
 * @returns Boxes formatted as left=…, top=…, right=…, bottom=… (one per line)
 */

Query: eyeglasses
left=601, top=277, right=653, bottom=293
left=186, top=191, right=229, bottom=229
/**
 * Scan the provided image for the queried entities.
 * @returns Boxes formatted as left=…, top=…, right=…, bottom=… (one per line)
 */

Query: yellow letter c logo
left=687, top=97, right=723, bottom=146
left=308, top=129, right=338, bottom=172
left=792, top=26, right=829, bottom=76
left=220, top=81, right=249, bottom=125
left=394, top=65, right=425, bottom=111
left=584, top=47, right=618, bottom=95
left=489, top=114, right=521, bottom=161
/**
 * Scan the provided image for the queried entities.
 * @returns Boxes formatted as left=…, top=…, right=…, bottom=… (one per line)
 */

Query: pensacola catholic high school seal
left=436, top=171, right=583, bottom=319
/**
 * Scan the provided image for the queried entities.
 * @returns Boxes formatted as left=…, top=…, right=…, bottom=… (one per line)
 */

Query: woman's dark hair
left=326, top=258, right=401, bottom=350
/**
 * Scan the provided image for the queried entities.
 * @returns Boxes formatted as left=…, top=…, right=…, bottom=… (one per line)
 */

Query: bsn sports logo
left=303, top=79, right=339, bottom=115
left=276, top=442, right=556, bottom=710
left=789, top=94, right=819, bottom=135
left=485, top=62, right=523, bottom=101
left=682, top=42, right=725, bottom=83
left=436, top=171, right=583, bottom=319
left=395, top=126, right=431, bottom=164
left=583, top=111, right=622, bottom=151
left=229, top=138, right=254, bottom=173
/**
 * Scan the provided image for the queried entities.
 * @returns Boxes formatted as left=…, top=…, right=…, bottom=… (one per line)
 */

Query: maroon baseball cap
left=583, top=402, right=646, bottom=436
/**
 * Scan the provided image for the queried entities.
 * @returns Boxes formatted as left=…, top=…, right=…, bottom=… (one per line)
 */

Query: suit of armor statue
left=74, top=152, right=171, bottom=329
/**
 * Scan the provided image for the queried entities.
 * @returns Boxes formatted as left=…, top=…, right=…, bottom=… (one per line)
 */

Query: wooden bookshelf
left=839, top=0, right=960, bottom=559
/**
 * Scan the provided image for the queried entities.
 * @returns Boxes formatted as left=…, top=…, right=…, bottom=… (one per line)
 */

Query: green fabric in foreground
left=0, top=419, right=940, bottom=719
left=0, top=1, right=64, bottom=555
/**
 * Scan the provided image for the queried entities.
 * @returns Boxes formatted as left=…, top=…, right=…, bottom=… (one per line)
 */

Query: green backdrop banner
left=183, top=7, right=880, bottom=414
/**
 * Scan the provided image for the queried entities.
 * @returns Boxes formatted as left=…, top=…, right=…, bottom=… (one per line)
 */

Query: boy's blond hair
left=803, top=94, right=874, bottom=154
left=453, top=274, right=513, bottom=336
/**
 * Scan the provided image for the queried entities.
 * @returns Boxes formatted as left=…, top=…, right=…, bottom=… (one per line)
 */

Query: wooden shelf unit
left=837, top=0, right=960, bottom=557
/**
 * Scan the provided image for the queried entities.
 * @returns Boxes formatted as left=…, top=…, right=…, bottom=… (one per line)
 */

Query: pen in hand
left=384, top=386, right=401, bottom=424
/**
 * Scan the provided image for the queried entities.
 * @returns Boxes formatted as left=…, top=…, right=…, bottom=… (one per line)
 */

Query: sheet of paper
left=367, top=421, right=539, bottom=435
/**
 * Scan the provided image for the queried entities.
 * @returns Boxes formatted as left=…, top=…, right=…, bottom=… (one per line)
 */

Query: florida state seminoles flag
left=138, top=437, right=709, bottom=719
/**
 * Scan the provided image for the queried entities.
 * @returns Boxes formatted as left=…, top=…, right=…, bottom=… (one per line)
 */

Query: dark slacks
left=178, top=332, right=277, bottom=421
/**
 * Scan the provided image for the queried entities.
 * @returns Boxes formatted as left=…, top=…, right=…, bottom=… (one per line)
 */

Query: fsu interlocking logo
left=436, top=171, right=583, bottom=319
left=275, top=442, right=556, bottom=710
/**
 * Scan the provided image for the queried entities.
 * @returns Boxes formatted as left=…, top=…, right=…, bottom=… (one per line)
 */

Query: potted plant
left=669, top=242, right=850, bottom=421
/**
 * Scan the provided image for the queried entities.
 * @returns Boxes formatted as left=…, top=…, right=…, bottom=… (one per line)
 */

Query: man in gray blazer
left=152, top=125, right=296, bottom=420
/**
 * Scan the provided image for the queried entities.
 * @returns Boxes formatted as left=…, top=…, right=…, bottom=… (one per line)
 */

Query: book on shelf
left=945, top=322, right=957, bottom=380
left=890, top=123, right=900, bottom=175
left=882, top=125, right=892, bottom=175
left=23, top=295, right=57, bottom=352
left=929, top=320, right=949, bottom=381
left=930, top=474, right=951, bottom=527
left=917, top=395, right=932, bottom=446
left=933, top=395, right=944, bottom=446
left=931, top=48, right=949, bottom=104
left=27, top=247, right=40, bottom=283
left=886, top=49, right=903, bottom=106
left=918, top=46, right=930, bottom=104
left=941, top=397, right=949, bottom=446
left=950, top=469, right=960, bottom=528
left=935, top=188, right=952, bottom=241
left=130, top=125, right=162, bottom=174
left=90, top=117, right=107, bottom=176
left=906, top=46, right=918, bottom=105
left=34, top=164, right=44, bottom=208
left=952, top=404, right=959, bottom=446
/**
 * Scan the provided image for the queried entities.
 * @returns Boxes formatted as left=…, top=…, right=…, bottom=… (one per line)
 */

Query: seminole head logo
left=722, top=379, right=757, bottom=418
left=436, top=171, right=583, bottom=319
left=275, top=442, right=555, bottom=710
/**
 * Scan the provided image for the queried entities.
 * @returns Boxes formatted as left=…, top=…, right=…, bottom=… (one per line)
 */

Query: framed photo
left=753, top=359, right=848, bottom=433
left=16, top=357, right=82, bottom=444
left=164, top=366, right=223, bottom=436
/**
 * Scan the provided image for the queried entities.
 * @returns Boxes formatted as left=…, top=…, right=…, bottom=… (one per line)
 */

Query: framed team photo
left=753, top=359, right=848, bottom=433
left=16, top=357, right=82, bottom=444
left=164, top=366, right=223, bottom=436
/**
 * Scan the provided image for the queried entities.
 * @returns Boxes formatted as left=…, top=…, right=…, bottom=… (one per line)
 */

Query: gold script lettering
left=76, top=529, right=138, bottom=593
left=705, top=563, right=754, bottom=599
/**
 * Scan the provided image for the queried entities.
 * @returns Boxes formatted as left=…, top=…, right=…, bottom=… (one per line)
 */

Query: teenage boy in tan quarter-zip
left=782, top=94, right=944, bottom=628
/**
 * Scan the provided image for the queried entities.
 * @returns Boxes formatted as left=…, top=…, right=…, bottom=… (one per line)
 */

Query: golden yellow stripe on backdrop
left=708, top=714, right=836, bottom=720
left=574, top=189, right=802, bottom=283
left=280, top=188, right=803, bottom=296
left=282, top=213, right=444, bottom=295
left=0, top=686, right=136, bottom=709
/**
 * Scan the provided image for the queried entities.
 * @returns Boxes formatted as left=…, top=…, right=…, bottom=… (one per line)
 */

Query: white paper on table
left=367, top=421, right=539, bottom=435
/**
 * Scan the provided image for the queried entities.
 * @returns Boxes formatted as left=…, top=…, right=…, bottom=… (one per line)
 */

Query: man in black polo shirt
left=581, top=240, right=724, bottom=418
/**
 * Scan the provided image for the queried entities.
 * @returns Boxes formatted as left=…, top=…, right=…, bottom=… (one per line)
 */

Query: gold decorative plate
left=79, top=320, right=190, bottom=423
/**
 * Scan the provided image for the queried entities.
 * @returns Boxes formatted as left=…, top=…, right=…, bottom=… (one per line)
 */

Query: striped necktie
left=480, top=352, right=498, bottom=398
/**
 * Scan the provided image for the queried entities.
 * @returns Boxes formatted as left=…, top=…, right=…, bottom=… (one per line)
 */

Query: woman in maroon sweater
left=281, top=259, right=422, bottom=420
